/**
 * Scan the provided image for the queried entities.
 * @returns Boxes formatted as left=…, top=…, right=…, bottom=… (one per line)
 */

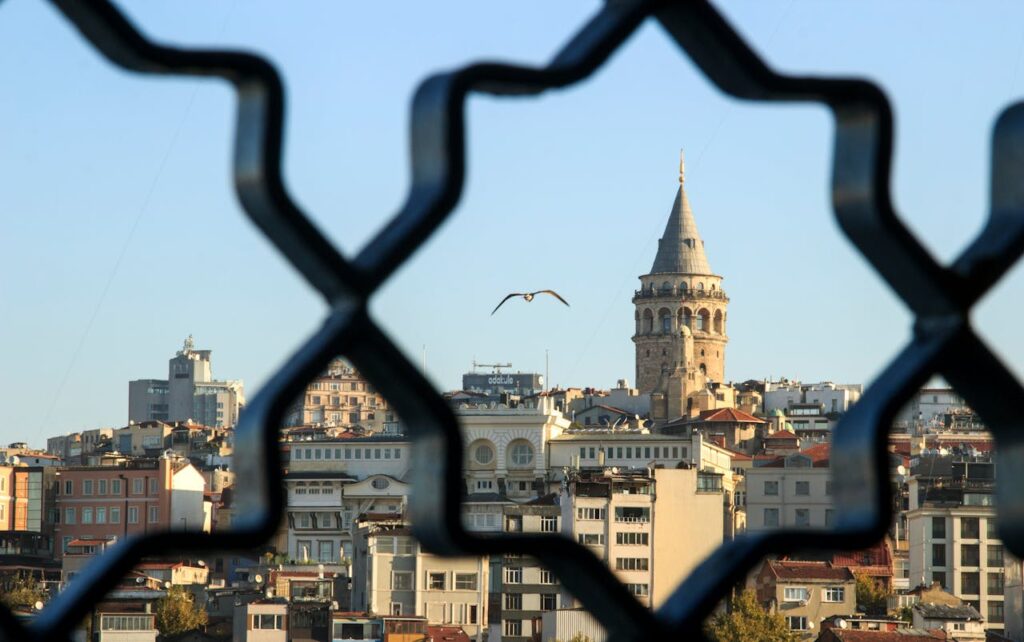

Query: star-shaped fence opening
left=9, top=0, right=1024, bottom=640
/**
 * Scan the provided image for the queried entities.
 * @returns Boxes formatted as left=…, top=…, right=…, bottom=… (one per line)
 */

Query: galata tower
left=632, top=152, right=728, bottom=419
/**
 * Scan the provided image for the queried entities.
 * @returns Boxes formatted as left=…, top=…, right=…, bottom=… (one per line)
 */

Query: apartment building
left=283, top=357, right=394, bottom=432
left=351, top=515, right=489, bottom=641
left=745, top=444, right=834, bottom=532
left=491, top=497, right=562, bottom=642
left=54, top=453, right=207, bottom=559
left=906, top=457, right=1005, bottom=633
left=559, top=467, right=723, bottom=609
left=755, top=560, right=856, bottom=639
left=286, top=435, right=410, bottom=479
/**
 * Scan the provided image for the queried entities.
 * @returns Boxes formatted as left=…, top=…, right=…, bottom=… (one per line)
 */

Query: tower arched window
left=680, top=307, right=693, bottom=330
left=697, top=308, right=710, bottom=332
left=714, top=310, right=724, bottom=334
left=697, top=282, right=705, bottom=291
left=642, top=309, right=654, bottom=334
left=659, top=308, right=672, bottom=334
left=660, top=281, right=672, bottom=294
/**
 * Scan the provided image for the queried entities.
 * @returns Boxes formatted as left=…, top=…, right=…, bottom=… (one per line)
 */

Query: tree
left=155, top=585, right=208, bottom=637
left=854, top=573, right=889, bottom=616
left=705, top=590, right=798, bottom=642
left=0, top=572, right=46, bottom=610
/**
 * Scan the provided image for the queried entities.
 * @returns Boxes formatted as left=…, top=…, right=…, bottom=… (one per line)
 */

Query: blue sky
left=2, top=1, right=1024, bottom=444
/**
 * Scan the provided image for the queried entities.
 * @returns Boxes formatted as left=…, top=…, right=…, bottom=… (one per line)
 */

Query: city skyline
left=5, top=1, right=1024, bottom=442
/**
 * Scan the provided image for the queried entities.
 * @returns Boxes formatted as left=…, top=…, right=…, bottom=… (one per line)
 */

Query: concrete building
left=745, top=444, right=834, bottom=532
left=128, top=336, right=244, bottom=428
left=54, top=453, right=207, bottom=562
left=755, top=560, right=857, bottom=639
left=351, top=515, right=488, bottom=641
left=283, top=358, right=395, bottom=432
left=910, top=603, right=984, bottom=640
left=764, top=381, right=862, bottom=417
left=906, top=457, right=1005, bottom=633
left=633, top=153, right=728, bottom=422
left=490, top=497, right=563, bottom=642
left=540, top=609, right=607, bottom=642
left=559, top=467, right=723, bottom=610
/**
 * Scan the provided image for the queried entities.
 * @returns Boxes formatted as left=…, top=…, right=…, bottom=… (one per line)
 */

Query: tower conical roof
left=650, top=152, right=712, bottom=275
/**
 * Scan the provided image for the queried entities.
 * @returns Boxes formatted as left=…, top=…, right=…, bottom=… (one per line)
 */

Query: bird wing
left=534, top=290, right=570, bottom=307
left=491, top=293, right=525, bottom=315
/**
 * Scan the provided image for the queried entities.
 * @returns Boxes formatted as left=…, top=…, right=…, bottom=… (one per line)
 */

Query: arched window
left=697, top=282, right=705, bottom=291
left=697, top=309, right=710, bottom=332
left=679, top=282, right=688, bottom=293
left=471, top=441, right=495, bottom=466
left=714, top=310, right=724, bottom=334
left=508, top=441, right=534, bottom=467
left=660, top=281, right=672, bottom=294
left=659, top=308, right=672, bottom=334
left=680, top=307, right=693, bottom=329
left=710, top=283, right=717, bottom=291
left=643, top=309, right=654, bottom=334
left=700, top=363, right=707, bottom=376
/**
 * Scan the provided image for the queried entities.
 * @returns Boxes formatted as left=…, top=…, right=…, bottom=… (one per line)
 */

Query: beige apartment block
left=756, top=560, right=856, bottom=639
left=284, top=357, right=395, bottom=432
left=745, top=445, right=834, bottom=532
left=559, top=467, right=723, bottom=609
left=351, top=516, right=488, bottom=642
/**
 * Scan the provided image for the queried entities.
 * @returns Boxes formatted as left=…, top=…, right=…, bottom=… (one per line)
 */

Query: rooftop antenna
left=545, top=349, right=549, bottom=391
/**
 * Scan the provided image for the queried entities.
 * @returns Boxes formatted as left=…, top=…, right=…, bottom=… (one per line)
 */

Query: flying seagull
left=491, top=290, right=570, bottom=315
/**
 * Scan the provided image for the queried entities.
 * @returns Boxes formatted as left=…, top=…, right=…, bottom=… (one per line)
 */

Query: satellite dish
left=265, top=588, right=274, bottom=599
left=136, top=576, right=145, bottom=584
left=897, top=465, right=907, bottom=476
left=33, top=601, right=43, bottom=611
left=8, top=456, right=18, bottom=465
left=938, top=447, right=949, bottom=456
left=163, top=581, right=171, bottom=589
left=254, top=574, right=264, bottom=584
left=197, top=560, right=206, bottom=567
left=836, top=618, right=848, bottom=629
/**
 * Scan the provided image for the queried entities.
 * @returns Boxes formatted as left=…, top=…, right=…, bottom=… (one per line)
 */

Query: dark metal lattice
left=9, top=0, right=1024, bottom=640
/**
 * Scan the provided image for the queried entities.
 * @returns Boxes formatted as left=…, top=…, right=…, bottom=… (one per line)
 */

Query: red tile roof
left=765, top=429, right=799, bottom=440
left=694, top=407, right=766, bottom=423
left=767, top=560, right=854, bottom=582
left=427, top=626, right=471, bottom=642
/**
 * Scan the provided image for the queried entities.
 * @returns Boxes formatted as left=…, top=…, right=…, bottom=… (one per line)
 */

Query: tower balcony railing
left=633, top=287, right=729, bottom=301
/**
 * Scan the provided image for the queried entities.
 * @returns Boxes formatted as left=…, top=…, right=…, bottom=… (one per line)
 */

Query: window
left=671, top=447, right=679, bottom=458
left=427, top=572, right=446, bottom=590
left=794, top=481, right=809, bottom=496
left=540, top=516, right=557, bottom=532
left=473, top=443, right=494, bottom=465
left=318, top=540, right=334, bottom=562
left=504, top=568, right=522, bottom=584
left=83, top=480, right=93, bottom=496
left=615, top=558, right=649, bottom=571
left=626, top=447, right=632, bottom=459
left=64, top=507, right=75, bottom=525
left=96, top=507, right=106, bottom=524
left=101, top=615, right=153, bottom=631
left=764, top=508, right=780, bottom=527
left=133, top=478, right=143, bottom=495
left=932, top=571, right=946, bottom=589
left=149, top=478, right=157, bottom=495
left=961, top=572, right=980, bottom=595
left=625, top=584, right=649, bottom=597
left=783, top=587, right=809, bottom=602
left=64, top=480, right=73, bottom=495
left=148, top=506, right=159, bottom=523
left=128, top=506, right=138, bottom=524
left=298, top=513, right=311, bottom=528
left=931, top=516, right=946, bottom=538
left=616, top=532, right=649, bottom=546
left=989, top=572, right=1004, bottom=596
left=825, top=509, right=835, bottom=527
left=541, top=593, right=558, bottom=609
left=539, top=569, right=555, bottom=585
left=252, top=614, right=284, bottom=630
left=395, top=537, right=415, bottom=555
left=987, top=518, right=998, bottom=539
left=822, top=587, right=845, bottom=602
left=371, top=477, right=390, bottom=490
left=794, top=508, right=810, bottom=527
left=110, top=507, right=121, bottom=524
left=505, top=594, right=522, bottom=610
left=455, top=573, right=477, bottom=590
left=509, top=442, right=534, bottom=466
left=506, top=516, right=523, bottom=532
left=961, top=517, right=980, bottom=539
left=989, top=601, right=1005, bottom=623
left=577, top=533, right=605, bottom=546
left=392, top=571, right=413, bottom=590
left=475, top=480, right=494, bottom=492
left=988, top=544, right=1004, bottom=567
left=764, top=481, right=779, bottom=496
left=82, top=507, right=93, bottom=524
left=787, top=616, right=808, bottom=631
left=111, top=479, right=121, bottom=495
left=614, top=507, right=650, bottom=523
left=576, top=508, right=605, bottom=521
left=961, top=544, right=980, bottom=566
left=932, top=544, right=946, bottom=566
left=504, top=620, right=522, bottom=637
left=98, top=479, right=107, bottom=495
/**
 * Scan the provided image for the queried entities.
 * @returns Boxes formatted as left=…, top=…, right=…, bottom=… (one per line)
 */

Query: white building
left=745, top=445, right=833, bottom=532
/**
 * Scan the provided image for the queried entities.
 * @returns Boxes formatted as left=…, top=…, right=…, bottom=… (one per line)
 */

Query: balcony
left=633, top=287, right=728, bottom=301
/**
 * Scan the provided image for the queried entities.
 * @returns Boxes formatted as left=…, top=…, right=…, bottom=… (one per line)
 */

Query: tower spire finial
left=679, top=149, right=685, bottom=184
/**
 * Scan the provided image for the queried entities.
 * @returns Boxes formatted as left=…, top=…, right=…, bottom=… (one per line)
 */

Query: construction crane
left=472, top=360, right=512, bottom=374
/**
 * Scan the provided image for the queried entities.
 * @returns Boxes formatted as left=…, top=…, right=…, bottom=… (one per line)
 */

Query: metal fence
left=11, top=0, right=1024, bottom=640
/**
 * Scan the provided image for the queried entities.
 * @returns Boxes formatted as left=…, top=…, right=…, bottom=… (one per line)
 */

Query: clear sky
left=3, top=1, right=1024, bottom=445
